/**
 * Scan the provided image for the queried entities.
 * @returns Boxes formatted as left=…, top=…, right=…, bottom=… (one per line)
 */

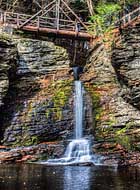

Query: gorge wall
left=1, top=22, right=140, bottom=165
left=0, top=36, right=17, bottom=107
left=0, top=37, right=73, bottom=146
left=0, top=35, right=17, bottom=139
left=0, top=36, right=92, bottom=149
left=81, top=23, right=140, bottom=165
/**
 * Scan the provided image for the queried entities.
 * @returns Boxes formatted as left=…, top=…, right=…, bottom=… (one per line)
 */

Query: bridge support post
left=56, top=0, right=60, bottom=31
left=4, top=12, right=6, bottom=23
left=17, top=14, right=19, bottom=28
left=0, top=12, right=4, bottom=23
left=37, top=16, right=40, bottom=29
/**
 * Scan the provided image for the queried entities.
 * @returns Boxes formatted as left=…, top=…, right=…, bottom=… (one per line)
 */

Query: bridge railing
left=1, top=7, right=140, bottom=37
left=0, top=11, right=89, bottom=33
left=116, top=6, right=140, bottom=27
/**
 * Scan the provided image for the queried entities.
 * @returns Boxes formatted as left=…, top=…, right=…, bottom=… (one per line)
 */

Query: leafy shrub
left=89, top=3, right=121, bottom=35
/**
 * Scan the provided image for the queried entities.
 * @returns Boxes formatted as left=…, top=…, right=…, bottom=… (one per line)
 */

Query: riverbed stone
left=0, top=142, right=65, bottom=163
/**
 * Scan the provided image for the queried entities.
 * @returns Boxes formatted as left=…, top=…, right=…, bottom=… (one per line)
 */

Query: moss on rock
left=46, top=79, right=73, bottom=121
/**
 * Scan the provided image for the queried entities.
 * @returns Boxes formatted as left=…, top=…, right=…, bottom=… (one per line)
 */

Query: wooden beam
left=86, top=0, right=94, bottom=16
left=20, top=0, right=56, bottom=28
left=59, top=6, right=73, bottom=21
left=56, top=0, right=60, bottom=30
left=115, top=6, right=140, bottom=27
left=33, top=0, right=42, bottom=9
left=41, top=4, right=56, bottom=17
left=61, top=0, right=88, bottom=30
left=19, top=25, right=93, bottom=40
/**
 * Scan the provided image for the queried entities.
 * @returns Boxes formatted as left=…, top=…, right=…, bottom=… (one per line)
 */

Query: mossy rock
left=115, top=135, right=132, bottom=150
left=45, top=79, right=73, bottom=121
left=0, top=33, right=11, bottom=41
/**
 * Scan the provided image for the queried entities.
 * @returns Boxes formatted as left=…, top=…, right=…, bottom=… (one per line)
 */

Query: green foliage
left=88, top=3, right=121, bottom=35
left=116, top=135, right=131, bottom=150
left=23, top=136, right=38, bottom=146
left=85, top=84, right=102, bottom=123
left=11, top=134, right=39, bottom=147
left=116, top=122, right=134, bottom=136
left=115, top=123, right=134, bottom=150
left=116, top=126, right=128, bottom=136
left=0, top=32, right=11, bottom=41
left=92, top=93, right=102, bottom=121
left=96, top=3, right=121, bottom=15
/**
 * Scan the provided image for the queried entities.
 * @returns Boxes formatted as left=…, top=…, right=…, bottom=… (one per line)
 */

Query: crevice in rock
left=111, top=24, right=140, bottom=110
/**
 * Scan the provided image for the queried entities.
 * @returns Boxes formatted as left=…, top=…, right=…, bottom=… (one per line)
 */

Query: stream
left=0, top=164, right=140, bottom=190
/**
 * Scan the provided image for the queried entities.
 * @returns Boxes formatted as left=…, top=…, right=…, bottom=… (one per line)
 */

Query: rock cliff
left=1, top=38, right=73, bottom=146
left=0, top=35, right=17, bottom=107
left=112, top=24, right=140, bottom=109
left=0, top=34, right=17, bottom=140
left=81, top=24, right=140, bottom=165
left=1, top=23, right=140, bottom=165
left=0, top=37, right=92, bottom=148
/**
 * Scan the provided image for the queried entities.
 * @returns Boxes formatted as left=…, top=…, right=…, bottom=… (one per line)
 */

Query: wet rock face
left=0, top=142, right=65, bottom=164
left=112, top=24, right=140, bottom=109
left=83, top=37, right=140, bottom=157
left=1, top=38, right=75, bottom=146
left=2, top=76, right=74, bottom=146
left=16, top=39, right=70, bottom=75
left=0, top=37, right=93, bottom=147
left=0, top=38, right=17, bottom=107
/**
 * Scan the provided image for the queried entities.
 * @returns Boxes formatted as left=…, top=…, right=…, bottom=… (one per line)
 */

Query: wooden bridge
left=0, top=0, right=92, bottom=41
left=0, top=0, right=140, bottom=41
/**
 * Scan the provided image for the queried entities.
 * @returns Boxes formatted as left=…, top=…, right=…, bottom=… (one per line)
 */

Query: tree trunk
left=86, top=0, right=94, bottom=16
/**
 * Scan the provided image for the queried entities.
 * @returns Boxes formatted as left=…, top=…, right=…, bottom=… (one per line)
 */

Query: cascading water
left=44, top=68, right=102, bottom=165
left=75, top=81, right=83, bottom=139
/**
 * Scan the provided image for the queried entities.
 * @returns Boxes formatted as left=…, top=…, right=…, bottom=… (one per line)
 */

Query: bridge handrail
left=116, top=6, right=140, bottom=27
left=1, top=6, right=140, bottom=33
left=0, top=11, right=90, bottom=32
left=4, top=12, right=76, bottom=24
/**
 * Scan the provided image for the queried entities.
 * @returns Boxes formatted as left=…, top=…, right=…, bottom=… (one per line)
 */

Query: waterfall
left=43, top=69, right=102, bottom=165
left=75, top=81, right=83, bottom=139
left=63, top=139, right=92, bottom=163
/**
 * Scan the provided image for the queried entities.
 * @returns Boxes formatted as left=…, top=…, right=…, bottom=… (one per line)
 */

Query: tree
left=89, top=2, right=121, bottom=35
left=86, top=0, right=94, bottom=15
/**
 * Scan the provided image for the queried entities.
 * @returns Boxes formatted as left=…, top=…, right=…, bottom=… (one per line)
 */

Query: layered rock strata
left=1, top=23, right=140, bottom=165
left=0, top=35, right=17, bottom=107
left=81, top=24, right=140, bottom=165
left=1, top=38, right=92, bottom=147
